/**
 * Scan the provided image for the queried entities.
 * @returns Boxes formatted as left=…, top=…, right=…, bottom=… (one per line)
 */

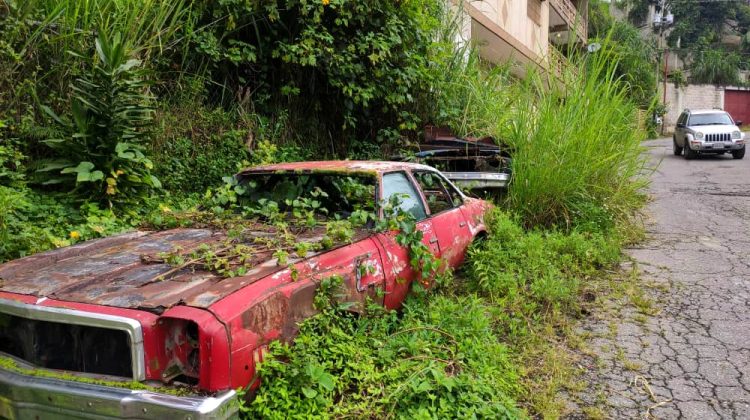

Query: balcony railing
left=549, top=0, right=587, bottom=42
left=547, top=44, right=578, bottom=80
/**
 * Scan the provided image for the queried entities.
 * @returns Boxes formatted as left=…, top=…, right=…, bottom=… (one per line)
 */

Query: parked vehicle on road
left=0, top=161, right=490, bottom=419
left=673, top=109, right=745, bottom=160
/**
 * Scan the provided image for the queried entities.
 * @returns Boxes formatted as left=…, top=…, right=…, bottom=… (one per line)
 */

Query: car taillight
left=160, top=318, right=200, bottom=385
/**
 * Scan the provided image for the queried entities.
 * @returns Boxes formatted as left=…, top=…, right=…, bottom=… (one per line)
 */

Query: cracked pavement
left=572, top=137, right=750, bottom=419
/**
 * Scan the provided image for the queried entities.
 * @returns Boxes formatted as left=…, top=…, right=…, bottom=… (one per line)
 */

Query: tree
left=663, top=0, right=750, bottom=54
left=589, top=1, right=658, bottom=108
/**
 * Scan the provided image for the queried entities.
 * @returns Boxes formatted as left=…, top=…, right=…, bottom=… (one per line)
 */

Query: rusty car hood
left=0, top=228, right=303, bottom=313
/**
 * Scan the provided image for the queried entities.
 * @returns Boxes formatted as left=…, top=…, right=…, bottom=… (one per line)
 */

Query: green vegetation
left=625, top=0, right=750, bottom=85
left=244, top=210, right=625, bottom=418
left=589, top=1, right=658, bottom=109
left=0, top=355, right=191, bottom=396
left=0, top=0, right=650, bottom=418
left=688, top=47, right=743, bottom=86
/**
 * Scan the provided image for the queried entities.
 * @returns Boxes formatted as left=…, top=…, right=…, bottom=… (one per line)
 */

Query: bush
left=151, top=99, right=311, bottom=192
left=245, top=278, right=521, bottom=419
left=38, top=31, right=160, bottom=205
left=0, top=186, right=135, bottom=263
left=689, top=48, right=742, bottom=85
left=0, top=139, right=25, bottom=186
left=589, top=2, right=658, bottom=109
left=466, top=210, right=620, bottom=326
left=185, top=0, right=447, bottom=152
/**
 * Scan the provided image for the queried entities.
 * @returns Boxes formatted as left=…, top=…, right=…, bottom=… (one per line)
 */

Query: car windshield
left=689, top=113, right=733, bottom=126
left=235, top=172, right=377, bottom=219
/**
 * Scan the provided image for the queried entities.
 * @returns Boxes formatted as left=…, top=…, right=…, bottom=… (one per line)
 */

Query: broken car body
left=0, top=161, right=490, bottom=419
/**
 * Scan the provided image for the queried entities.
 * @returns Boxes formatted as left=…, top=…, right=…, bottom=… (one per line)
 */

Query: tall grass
left=1, top=0, right=191, bottom=109
left=22, top=0, right=190, bottom=57
left=506, top=47, right=650, bottom=229
left=433, top=36, right=649, bottom=230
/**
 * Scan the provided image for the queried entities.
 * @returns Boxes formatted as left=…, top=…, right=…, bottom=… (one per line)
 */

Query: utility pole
left=653, top=0, right=674, bottom=134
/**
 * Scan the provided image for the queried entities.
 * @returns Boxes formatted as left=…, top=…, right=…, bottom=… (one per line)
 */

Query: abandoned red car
left=0, top=161, right=490, bottom=419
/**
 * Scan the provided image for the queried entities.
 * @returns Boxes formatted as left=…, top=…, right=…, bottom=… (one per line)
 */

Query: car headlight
left=694, top=132, right=704, bottom=140
left=732, top=131, right=741, bottom=140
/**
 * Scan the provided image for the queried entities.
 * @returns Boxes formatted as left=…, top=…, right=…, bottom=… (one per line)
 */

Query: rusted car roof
left=0, top=227, right=367, bottom=313
left=240, top=160, right=435, bottom=175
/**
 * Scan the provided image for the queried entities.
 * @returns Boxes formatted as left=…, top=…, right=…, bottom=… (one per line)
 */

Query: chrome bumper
left=0, top=366, right=239, bottom=420
left=444, top=171, right=510, bottom=190
left=693, top=141, right=744, bottom=151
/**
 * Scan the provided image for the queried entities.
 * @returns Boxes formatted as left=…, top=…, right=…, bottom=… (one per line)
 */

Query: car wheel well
left=474, top=231, right=489, bottom=242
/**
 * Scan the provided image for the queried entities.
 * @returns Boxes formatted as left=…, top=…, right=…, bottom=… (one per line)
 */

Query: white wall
left=471, top=0, right=549, bottom=59
left=663, top=84, right=724, bottom=129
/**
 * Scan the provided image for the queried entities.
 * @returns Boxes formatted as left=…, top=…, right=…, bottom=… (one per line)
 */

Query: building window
left=527, top=0, right=542, bottom=25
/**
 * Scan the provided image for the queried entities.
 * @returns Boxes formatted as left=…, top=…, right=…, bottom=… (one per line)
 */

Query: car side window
left=382, top=172, right=427, bottom=221
left=413, top=171, right=456, bottom=214
left=439, top=174, right=465, bottom=206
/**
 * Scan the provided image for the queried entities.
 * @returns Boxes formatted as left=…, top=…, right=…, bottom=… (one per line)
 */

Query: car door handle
left=429, top=237, right=438, bottom=244
left=459, top=222, right=467, bottom=227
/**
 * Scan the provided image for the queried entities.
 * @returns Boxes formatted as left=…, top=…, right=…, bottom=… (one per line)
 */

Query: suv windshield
left=688, top=113, right=733, bottom=126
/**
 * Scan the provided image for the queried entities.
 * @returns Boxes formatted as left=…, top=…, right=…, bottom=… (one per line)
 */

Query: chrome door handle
left=429, top=237, right=438, bottom=244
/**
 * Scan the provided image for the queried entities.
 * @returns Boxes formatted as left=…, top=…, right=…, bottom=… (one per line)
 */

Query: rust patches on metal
left=241, top=292, right=288, bottom=338
left=0, top=224, right=372, bottom=313
left=238, top=160, right=435, bottom=177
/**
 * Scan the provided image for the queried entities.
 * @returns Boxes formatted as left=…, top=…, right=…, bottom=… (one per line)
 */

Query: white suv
left=673, top=109, right=745, bottom=160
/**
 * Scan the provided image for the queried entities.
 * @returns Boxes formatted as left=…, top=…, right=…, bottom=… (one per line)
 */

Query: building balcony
left=549, top=0, right=587, bottom=43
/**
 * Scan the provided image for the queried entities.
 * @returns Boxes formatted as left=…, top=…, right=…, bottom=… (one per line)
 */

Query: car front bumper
left=0, top=365, right=239, bottom=420
left=691, top=141, right=745, bottom=151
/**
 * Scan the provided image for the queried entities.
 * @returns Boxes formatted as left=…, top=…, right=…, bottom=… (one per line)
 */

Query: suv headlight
left=732, top=131, right=741, bottom=140
left=695, top=132, right=704, bottom=140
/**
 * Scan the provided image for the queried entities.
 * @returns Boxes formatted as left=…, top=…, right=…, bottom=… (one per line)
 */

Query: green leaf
left=301, top=387, right=318, bottom=398
left=61, top=161, right=95, bottom=175
left=40, top=105, right=64, bottom=125
left=37, top=161, right=73, bottom=172
left=76, top=170, right=104, bottom=183
left=317, top=372, right=334, bottom=391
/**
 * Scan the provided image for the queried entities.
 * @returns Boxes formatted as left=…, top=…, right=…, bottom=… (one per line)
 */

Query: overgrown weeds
left=244, top=277, right=521, bottom=419
left=245, top=210, right=628, bottom=417
left=433, top=44, right=649, bottom=230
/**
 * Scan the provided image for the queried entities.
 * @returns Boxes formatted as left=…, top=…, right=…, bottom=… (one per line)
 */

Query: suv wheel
left=684, top=140, right=697, bottom=160
left=732, top=146, right=745, bottom=160
left=673, top=136, right=683, bottom=156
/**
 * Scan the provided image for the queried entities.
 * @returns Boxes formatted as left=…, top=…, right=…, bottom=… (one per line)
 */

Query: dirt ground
left=570, top=137, right=750, bottom=419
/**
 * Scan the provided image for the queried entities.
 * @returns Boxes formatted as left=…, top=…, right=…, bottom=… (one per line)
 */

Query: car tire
left=673, top=137, right=683, bottom=156
left=684, top=140, right=697, bottom=160
left=731, top=146, right=745, bottom=160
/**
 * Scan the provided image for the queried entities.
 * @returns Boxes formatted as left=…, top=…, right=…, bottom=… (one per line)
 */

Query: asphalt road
left=577, top=137, right=750, bottom=419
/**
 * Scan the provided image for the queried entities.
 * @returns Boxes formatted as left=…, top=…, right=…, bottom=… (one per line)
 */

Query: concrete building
left=456, top=0, right=589, bottom=77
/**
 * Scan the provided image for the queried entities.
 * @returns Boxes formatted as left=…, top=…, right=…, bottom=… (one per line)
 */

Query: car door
left=375, top=171, right=439, bottom=309
left=677, top=113, right=688, bottom=146
left=412, top=170, right=473, bottom=268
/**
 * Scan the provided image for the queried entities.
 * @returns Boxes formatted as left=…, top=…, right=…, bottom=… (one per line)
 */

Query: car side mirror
left=737, top=120, right=743, bottom=127
left=676, top=123, right=685, bottom=128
